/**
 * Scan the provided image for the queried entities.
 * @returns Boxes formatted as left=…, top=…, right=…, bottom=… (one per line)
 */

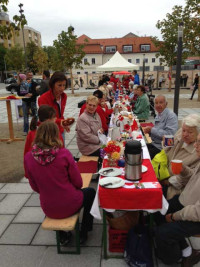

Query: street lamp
left=19, top=3, right=27, bottom=70
left=142, top=54, right=145, bottom=86
left=174, top=22, right=184, bottom=116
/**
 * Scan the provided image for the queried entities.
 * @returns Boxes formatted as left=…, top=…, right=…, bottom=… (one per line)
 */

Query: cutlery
left=101, top=179, right=122, bottom=188
left=101, top=168, right=114, bottom=175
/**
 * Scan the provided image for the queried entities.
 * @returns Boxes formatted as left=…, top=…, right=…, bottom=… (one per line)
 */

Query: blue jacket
left=151, top=108, right=178, bottom=150
left=134, top=74, right=140, bottom=85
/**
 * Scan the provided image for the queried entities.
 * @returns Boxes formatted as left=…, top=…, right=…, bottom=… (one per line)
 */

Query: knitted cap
left=19, top=74, right=26, bottom=80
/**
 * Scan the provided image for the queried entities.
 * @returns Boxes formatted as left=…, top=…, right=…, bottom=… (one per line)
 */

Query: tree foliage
left=0, top=0, right=27, bottom=39
left=151, top=0, right=200, bottom=67
left=26, top=41, right=39, bottom=74
left=5, top=44, right=24, bottom=71
left=0, top=44, right=6, bottom=71
left=43, top=45, right=63, bottom=71
left=53, top=26, right=88, bottom=93
left=33, top=47, right=48, bottom=74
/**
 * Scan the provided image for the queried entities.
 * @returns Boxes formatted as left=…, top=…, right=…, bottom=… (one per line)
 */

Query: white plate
left=142, top=165, right=148, bottom=173
left=99, top=167, right=123, bottom=177
left=139, top=139, right=146, bottom=147
left=99, top=177, right=125, bottom=188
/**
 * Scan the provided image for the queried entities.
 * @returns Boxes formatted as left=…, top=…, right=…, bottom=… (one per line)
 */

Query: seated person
left=163, top=114, right=200, bottom=199
left=155, top=132, right=200, bottom=266
left=80, top=90, right=108, bottom=133
left=143, top=95, right=178, bottom=159
left=133, top=85, right=150, bottom=120
left=24, top=121, right=95, bottom=245
left=76, top=95, right=103, bottom=157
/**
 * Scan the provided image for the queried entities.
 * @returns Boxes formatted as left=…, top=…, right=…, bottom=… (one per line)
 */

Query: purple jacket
left=24, top=147, right=83, bottom=219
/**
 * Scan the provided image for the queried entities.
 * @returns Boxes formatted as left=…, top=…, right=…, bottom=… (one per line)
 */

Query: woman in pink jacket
left=24, top=121, right=95, bottom=245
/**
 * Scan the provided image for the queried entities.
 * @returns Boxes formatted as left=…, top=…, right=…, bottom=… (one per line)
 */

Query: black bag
left=124, top=226, right=154, bottom=267
left=78, top=100, right=86, bottom=108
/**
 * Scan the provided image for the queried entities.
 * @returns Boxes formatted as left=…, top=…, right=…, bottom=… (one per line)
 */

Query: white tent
left=97, top=51, right=138, bottom=71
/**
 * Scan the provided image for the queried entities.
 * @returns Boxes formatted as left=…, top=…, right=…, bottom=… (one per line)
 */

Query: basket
left=106, top=211, right=139, bottom=231
left=109, top=227, right=128, bottom=252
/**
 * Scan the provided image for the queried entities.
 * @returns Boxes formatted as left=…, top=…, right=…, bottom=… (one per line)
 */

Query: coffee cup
left=171, top=159, right=183, bottom=174
left=164, top=135, right=174, bottom=147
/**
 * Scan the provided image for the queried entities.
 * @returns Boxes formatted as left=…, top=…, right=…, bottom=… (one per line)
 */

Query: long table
left=0, top=97, right=24, bottom=143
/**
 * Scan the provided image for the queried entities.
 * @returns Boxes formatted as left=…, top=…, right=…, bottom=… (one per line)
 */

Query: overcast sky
left=7, top=0, right=186, bottom=46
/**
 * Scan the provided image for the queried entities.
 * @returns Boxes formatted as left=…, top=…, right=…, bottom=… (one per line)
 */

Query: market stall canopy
left=113, top=71, right=131, bottom=75
left=97, top=51, right=138, bottom=71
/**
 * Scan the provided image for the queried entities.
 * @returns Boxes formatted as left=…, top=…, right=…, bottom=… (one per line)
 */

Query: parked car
left=6, top=78, right=43, bottom=94
left=4, top=77, right=17, bottom=84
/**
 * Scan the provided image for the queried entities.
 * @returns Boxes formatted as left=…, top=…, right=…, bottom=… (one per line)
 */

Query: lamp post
left=19, top=3, right=27, bottom=70
left=142, top=54, right=145, bottom=86
left=174, top=22, right=184, bottom=116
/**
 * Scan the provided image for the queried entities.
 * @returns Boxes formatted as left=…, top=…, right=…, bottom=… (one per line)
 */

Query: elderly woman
left=76, top=95, right=103, bottom=156
left=155, top=132, right=200, bottom=266
left=163, top=114, right=200, bottom=199
left=133, top=85, right=150, bottom=120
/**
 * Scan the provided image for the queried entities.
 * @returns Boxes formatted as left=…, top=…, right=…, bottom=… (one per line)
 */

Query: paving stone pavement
left=0, top=88, right=200, bottom=266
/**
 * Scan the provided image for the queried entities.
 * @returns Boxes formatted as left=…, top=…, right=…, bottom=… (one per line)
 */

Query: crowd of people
left=18, top=69, right=200, bottom=266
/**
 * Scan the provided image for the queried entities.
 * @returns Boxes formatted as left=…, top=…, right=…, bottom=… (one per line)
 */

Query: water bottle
left=115, top=88, right=119, bottom=101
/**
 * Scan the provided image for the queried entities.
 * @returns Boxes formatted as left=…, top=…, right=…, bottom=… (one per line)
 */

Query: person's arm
left=77, top=118, right=100, bottom=145
left=24, top=159, right=40, bottom=193
left=66, top=151, right=83, bottom=189
left=151, top=113, right=178, bottom=141
left=173, top=201, right=200, bottom=222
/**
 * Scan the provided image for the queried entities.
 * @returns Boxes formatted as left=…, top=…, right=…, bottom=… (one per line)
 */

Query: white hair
left=182, top=114, right=200, bottom=132
left=133, top=84, right=138, bottom=89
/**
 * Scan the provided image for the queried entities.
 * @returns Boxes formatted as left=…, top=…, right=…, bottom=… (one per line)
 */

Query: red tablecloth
left=77, top=161, right=98, bottom=173
left=140, top=122, right=154, bottom=128
left=99, top=159, right=162, bottom=210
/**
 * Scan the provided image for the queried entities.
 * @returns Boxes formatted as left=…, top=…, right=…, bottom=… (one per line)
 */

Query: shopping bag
left=124, top=225, right=154, bottom=267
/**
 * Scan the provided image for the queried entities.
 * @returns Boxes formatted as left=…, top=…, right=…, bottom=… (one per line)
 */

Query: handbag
left=124, top=225, right=154, bottom=267
left=152, top=149, right=170, bottom=181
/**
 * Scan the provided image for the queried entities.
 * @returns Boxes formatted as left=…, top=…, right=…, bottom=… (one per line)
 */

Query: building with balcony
left=14, top=25, right=42, bottom=47
left=0, top=12, right=15, bottom=48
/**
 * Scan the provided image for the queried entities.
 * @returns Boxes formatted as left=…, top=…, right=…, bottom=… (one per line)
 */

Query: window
left=84, top=58, right=88, bottom=64
left=77, top=72, right=80, bottom=74
left=84, top=72, right=88, bottom=74
left=128, top=59, right=132, bottom=63
left=141, top=44, right=150, bottom=52
left=123, top=45, right=133, bottom=53
left=152, top=58, right=156, bottom=63
left=92, top=71, right=96, bottom=74
left=136, top=59, right=140, bottom=64
left=92, top=58, right=95, bottom=64
left=105, top=46, right=116, bottom=53
left=154, top=66, right=164, bottom=71
left=145, top=58, right=148, bottom=63
left=139, top=66, right=150, bottom=71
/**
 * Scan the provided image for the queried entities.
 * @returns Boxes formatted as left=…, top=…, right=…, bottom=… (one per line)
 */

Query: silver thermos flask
left=125, top=140, right=142, bottom=181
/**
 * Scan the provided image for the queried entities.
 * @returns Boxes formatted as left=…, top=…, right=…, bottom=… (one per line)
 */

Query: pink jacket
left=76, top=111, right=102, bottom=155
left=24, top=148, right=83, bottom=219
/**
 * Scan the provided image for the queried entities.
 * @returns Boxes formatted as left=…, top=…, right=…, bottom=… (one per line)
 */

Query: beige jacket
left=76, top=111, right=102, bottom=155
left=165, top=129, right=199, bottom=199
left=173, top=162, right=200, bottom=222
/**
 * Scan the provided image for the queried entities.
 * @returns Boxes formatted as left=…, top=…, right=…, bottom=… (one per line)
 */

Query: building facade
left=75, top=33, right=166, bottom=75
left=0, top=12, right=42, bottom=48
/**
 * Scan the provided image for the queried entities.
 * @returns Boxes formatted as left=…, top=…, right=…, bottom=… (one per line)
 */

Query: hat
left=133, top=84, right=138, bottom=89
left=93, top=90, right=103, bottom=99
left=19, top=74, right=26, bottom=80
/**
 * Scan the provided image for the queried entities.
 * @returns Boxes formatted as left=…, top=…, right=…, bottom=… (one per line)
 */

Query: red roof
left=77, top=34, right=159, bottom=54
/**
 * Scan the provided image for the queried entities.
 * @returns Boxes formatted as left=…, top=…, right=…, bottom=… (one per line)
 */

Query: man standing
left=143, top=95, right=178, bottom=159
left=39, top=70, right=50, bottom=95
left=80, top=77, right=84, bottom=87
left=26, top=71, right=38, bottom=117
left=133, top=70, right=140, bottom=85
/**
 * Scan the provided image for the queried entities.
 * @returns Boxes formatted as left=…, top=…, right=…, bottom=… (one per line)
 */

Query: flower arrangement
left=124, top=123, right=130, bottom=132
left=104, top=141, right=121, bottom=159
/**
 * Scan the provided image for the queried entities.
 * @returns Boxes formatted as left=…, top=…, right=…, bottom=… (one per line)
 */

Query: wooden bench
left=141, top=127, right=152, bottom=144
left=188, top=234, right=200, bottom=250
left=42, top=156, right=99, bottom=254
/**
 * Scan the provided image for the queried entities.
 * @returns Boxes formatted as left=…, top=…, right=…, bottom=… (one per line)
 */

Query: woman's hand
left=99, top=128, right=104, bottom=134
left=165, top=213, right=175, bottom=223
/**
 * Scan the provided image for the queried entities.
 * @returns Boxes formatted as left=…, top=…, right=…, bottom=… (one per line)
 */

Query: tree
left=0, top=44, right=6, bottom=71
left=5, top=44, right=24, bottom=71
left=0, top=0, right=27, bottom=38
left=43, top=46, right=63, bottom=71
left=26, top=41, right=39, bottom=74
left=151, top=0, right=200, bottom=91
left=33, top=47, right=48, bottom=74
left=53, top=26, right=88, bottom=94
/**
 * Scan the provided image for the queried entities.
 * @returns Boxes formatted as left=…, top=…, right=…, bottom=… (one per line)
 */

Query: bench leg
left=103, top=210, right=108, bottom=259
left=55, top=219, right=80, bottom=254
